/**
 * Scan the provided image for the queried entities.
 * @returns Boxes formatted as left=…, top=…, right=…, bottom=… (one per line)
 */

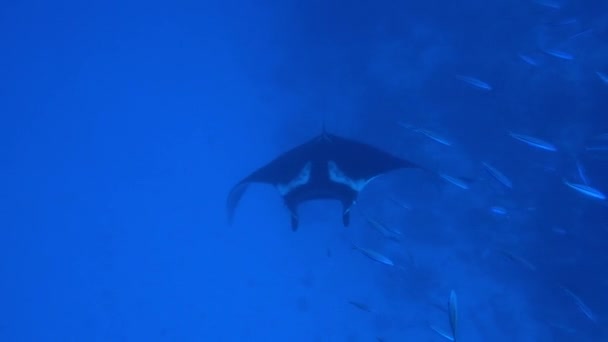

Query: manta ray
left=226, top=130, right=425, bottom=231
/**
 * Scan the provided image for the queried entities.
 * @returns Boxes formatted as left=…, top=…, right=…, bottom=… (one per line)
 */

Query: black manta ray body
left=226, top=131, right=424, bottom=231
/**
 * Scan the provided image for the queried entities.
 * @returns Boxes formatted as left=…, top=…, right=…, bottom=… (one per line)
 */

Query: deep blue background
left=1, top=0, right=607, bottom=340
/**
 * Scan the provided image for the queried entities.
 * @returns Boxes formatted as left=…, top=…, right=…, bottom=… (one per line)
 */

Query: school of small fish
left=350, top=126, right=604, bottom=338
left=341, top=2, right=606, bottom=341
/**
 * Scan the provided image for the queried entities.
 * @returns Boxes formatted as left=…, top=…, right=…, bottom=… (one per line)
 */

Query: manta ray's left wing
left=226, top=141, right=314, bottom=225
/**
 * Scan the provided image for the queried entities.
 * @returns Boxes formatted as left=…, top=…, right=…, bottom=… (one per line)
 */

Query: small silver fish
left=440, top=174, right=470, bottom=190
left=482, top=162, right=513, bottom=189
left=448, top=290, right=458, bottom=342
left=567, top=29, right=593, bottom=41
left=415, top=129, right=453, bottom=146
left=429, top=324, right=454, bottom=341
left=364, top=216, right=403, bottom=242
left=563, top=179, right=606, bottom=200
left=518, top=53, right=539, bottom=66
left=498, top=249, right=537, bottom=271
left=490, top=206, right=508, bottom=216
left=596, top=71, right=608, bottom=84
left=351, top=243, right=395, bottom=267
left=575, top=159, right=589, bottom=185
left=396, top=121, right=414, bottom=130
left=397, top=122, right=452, bottom=146
left=560, top=286, right=597, bottom=323
left=558, top=18, right=579, bottom=25
left=543, top=48, right=574, bottom=60
left=455, top=75, right=492, bottom=91
left=552, top=226, right=567, bottom=235
left=388, top=196, right=411, bottom=211
left=508, top=132, right=557, bottom=151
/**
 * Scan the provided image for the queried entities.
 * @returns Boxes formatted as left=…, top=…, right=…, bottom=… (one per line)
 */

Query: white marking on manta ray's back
left=276, top=162, right=312, bottom=196
left=327, top=160, right=376, bottom=192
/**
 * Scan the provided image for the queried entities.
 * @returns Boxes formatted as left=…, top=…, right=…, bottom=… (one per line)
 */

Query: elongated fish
left=388, top=196, right=411, bottom=211
left=597, top=71, right=608, bottom=84
left=543, top=48, right=574, bottom=60
left=508, top=132, right=558, bottom=152
left=440, top=174, right=470, bottom=190
left=518, top=53, right=539, bottom=66
left=575, top=159, right=589, bottom=185
left=348, top=300, right=373, bottom=313
left=567, top=28, right=593, bottom=41
left=429, top=324, right=454, bottom=341
left=364, top=216, right=403, bottom=241
left=560, top=286, right=597, bottom=323
left=448, top=290, right=458, bottom=342
left=497, top=248, right=537, bottom=271
left=482, top=162, right=513, bottom=188
left=517, top=53, right=538, bottom=66
left=351, top=243, right=394, bottom=266
left=455, top=75, right=492, bottom=91
left=490, top=206, right=508, bottom=217
left=563, top=179, right=606, bottom=200
left=397, top=122, right=453, bottom=146
left=417, top=129, right=452, bottom=146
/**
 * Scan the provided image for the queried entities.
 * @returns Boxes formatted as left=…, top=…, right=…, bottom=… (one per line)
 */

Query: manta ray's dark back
left=226, top=131, right=423, bottom=230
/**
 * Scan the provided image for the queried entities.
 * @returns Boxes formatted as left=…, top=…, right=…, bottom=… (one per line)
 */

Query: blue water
left=1, top=0, right=607, bottom=341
